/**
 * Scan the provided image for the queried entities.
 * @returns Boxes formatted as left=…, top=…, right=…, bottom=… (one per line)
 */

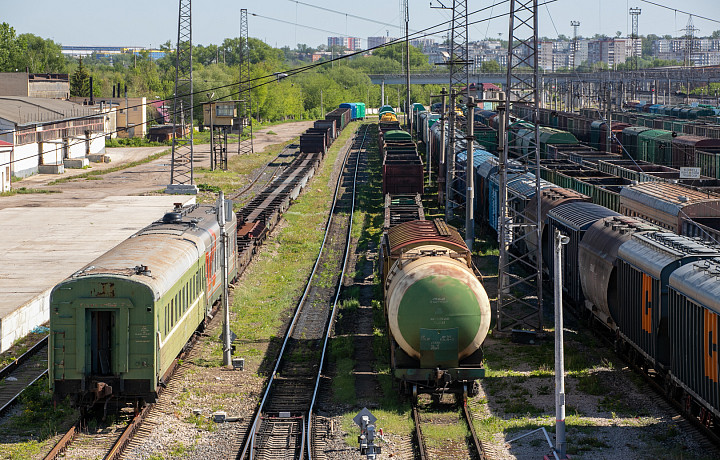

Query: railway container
left=672, top=136, right=720, bottom=168
left=616, top=232, right=719, bottom=368
left=515, top=126, right=578, bottom=158
left=314, top=120, right=336, bottom=140
left=524, top=187, right=590, bottom=266
left=621, top=126, right=651, bottom=159
left=339, top=103, right=358, bottom=120
left=383, top=152, right=423, bottom=195
left=325, top=107, right=351, bottom=132
left=590, top=121, right=631, bottom=153
left=579, top=216, right=660, bottom=329
left=356, top=102, right=366, bottom=119
left=381, top=219, right=490, bottom=394
left=50, top=204, right=238, bottom=404
left=638, top=129, right=673, bottom=164
left=300, top=133, right=326, bottom=154
left=546, top=202, right=620, bottom=306
left=379, top=105, right=396, bottom=116
left=668, top=257, right=720, bottom=419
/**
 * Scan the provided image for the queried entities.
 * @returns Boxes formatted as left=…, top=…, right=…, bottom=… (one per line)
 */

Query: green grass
left=229, top=123, right=359, bottom=356
left=105, top=137, right=169, bottom=148
left=47, top=148, right=171, bottom=185
left=0, top=187, right=61, bottom=196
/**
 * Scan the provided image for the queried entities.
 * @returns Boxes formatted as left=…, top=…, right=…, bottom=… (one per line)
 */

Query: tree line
left=0, top=22, right=442, bottom=126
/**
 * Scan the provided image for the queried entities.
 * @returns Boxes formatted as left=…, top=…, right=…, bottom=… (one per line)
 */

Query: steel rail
left=0, top=368, right=48, bottom=416
left=239, top=126, right=364, bottom=460
left=0, top=335, right=48, bottom=380
left=462, top=394, right=487, bottom=460
left=306, top=124, right=369, bottom=460
left=229, top=142, right=297, bottom=201
left=412, top=402, right=429, bottom=460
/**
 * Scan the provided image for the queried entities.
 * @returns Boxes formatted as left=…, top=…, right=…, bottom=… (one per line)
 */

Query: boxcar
left=668, top=257, right=720, bottom=419
left=546, top=202, right=620, bottom=306
left=50, top=204, right=238, bottom=404
left=616, top=232, right=719, bottom=369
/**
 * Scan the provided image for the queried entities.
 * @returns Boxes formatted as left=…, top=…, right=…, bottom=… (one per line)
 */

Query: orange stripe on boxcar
left=706, top=310, right=719, bottom=383
left=642, top=274, right=653, bottom=334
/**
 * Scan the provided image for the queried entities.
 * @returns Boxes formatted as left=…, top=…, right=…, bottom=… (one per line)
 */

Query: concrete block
left=63, top=158, right=90, bottom=169
left=87, top=154, right=111, bottom=163
left=38, top=164, right=64, bottom=174
left=165, top=184, right=199, bottom=195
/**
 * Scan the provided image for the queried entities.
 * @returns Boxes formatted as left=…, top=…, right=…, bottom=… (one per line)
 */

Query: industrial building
left=0, top=96, right=106, bottom=178
left=0, top=140, right=11, bottom=192
left=0, top=73, right=70, bottom=99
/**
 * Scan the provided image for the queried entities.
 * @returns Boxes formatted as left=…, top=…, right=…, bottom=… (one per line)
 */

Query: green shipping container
left=355, top=102, right=366, bottom=119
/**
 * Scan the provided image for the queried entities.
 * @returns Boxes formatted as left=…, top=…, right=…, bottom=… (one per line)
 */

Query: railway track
left=0, top=336, right=48, bottom=418
left=230, top=143, right=299, bottom=203
left=412, top=393, right=488, bottom=460
left=238, top=125, right=369, bottom=460
left=42, top=140, right=329, bottom=460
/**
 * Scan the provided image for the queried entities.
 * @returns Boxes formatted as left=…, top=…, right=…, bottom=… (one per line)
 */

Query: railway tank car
left=49, top=203, right=237, bottom=405
left=381, top=218, right=491, bottom=396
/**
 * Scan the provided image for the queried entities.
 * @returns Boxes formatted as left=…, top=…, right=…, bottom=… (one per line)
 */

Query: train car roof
left=618, top=231, right=720, bottom=279
left=669, top=257, right=720, bottom=313
left=548, top=201, right=620, bottom=231
left=620, top=182, right=720, bottom=217
left=386, top=219, right=468, bottom=256
left=58, top=204, right=222, bottom=300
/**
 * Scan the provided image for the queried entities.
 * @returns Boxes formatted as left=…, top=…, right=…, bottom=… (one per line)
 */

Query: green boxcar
left=638, top=129, right=673, bottom=164
left=50, top=204, right=237, bottom=404
left=474, top=126, right=498, bottom=152
left=516, top=126, right=578, bottom=158
left=696, top=149, right=720, bottom=179
left=621, top=126, right=651, bottom=159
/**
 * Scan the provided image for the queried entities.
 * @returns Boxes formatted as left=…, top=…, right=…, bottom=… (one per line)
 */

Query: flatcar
left=50, top=203, right=238, bottom=405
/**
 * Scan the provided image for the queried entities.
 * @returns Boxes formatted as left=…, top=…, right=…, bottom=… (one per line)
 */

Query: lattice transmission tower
left=683, top=15, right=699, bottom=67
left=629, top=8, right=641, bottom=71
left=497, top=0, right=544, bottom=333
left=238, top=9, right=253, bottom=155
left=167, top=0, right=197, bottom=194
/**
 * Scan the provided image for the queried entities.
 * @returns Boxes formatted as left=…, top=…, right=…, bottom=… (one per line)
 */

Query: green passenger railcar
left=50, top=203, right=238, bottom=405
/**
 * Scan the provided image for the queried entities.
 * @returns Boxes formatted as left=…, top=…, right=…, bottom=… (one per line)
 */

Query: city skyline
left=3, top=0, right=718, bottom=50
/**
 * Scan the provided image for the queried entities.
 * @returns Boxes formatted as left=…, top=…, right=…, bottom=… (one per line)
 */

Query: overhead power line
left=638, top=0, right=720, bottom=25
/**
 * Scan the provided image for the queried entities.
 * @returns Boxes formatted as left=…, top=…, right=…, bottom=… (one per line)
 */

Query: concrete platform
left=63, top=158, right=90, bottom=169
left=0, top=195, right=194, bottom=352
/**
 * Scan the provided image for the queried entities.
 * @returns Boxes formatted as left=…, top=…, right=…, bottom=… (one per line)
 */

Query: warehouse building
left=0, top=140, right=11, bottom=192
left=0, top=72, right=70, bottom=99
left=0, top=96, right=106, bottom=178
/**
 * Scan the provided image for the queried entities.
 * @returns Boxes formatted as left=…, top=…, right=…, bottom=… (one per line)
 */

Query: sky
left=2, top=0, right=719, bottom=50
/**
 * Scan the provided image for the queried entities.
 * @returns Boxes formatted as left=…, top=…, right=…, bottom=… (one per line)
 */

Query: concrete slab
left=0, top=195, right=195, bottom=352
left=63, top=158, right=90, bottom=169
left=38, top=164, right=64, bottom=174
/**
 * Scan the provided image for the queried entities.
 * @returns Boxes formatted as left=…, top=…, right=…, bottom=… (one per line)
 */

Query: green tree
left=17, top=34, right=66, bottom=73
left=480, top=60, right=501, bottom=72
left=70, top=58, right=91, bottom=97
left=0, top=22, right=23, bottom=71
left=372, top=43, right=431, bottom=69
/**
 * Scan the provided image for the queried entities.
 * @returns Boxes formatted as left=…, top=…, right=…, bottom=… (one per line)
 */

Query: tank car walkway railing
left=238, top=125, right=369, bottom=460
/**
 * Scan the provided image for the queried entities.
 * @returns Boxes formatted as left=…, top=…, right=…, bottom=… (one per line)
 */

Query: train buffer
left=354, top=407, right=383, bottom=459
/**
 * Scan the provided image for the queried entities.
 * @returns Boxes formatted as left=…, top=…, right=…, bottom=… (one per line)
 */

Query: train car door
left=91, top=310, right=114, bottom=375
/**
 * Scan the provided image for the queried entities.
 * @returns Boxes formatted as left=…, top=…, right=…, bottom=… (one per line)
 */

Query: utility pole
left=167, top=0, right=197, bottom=194
left=570, top=21, right=580, bottom=69
left=218, top=191, right=232, bottom=367
left=465, top=96, right=476, bottom=248
left=497, top=0, right=544, bottom=334
left=438, top=87, right=448, bottom=206
left=403, top=0, right=411, bottom=133
left=553, top=230, right=570, bottom=459
left=238, top=9, right=253, bottom=155
left=629, top=8, right=641, bottom=72
left=683, top=15, right=699, bottom=68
